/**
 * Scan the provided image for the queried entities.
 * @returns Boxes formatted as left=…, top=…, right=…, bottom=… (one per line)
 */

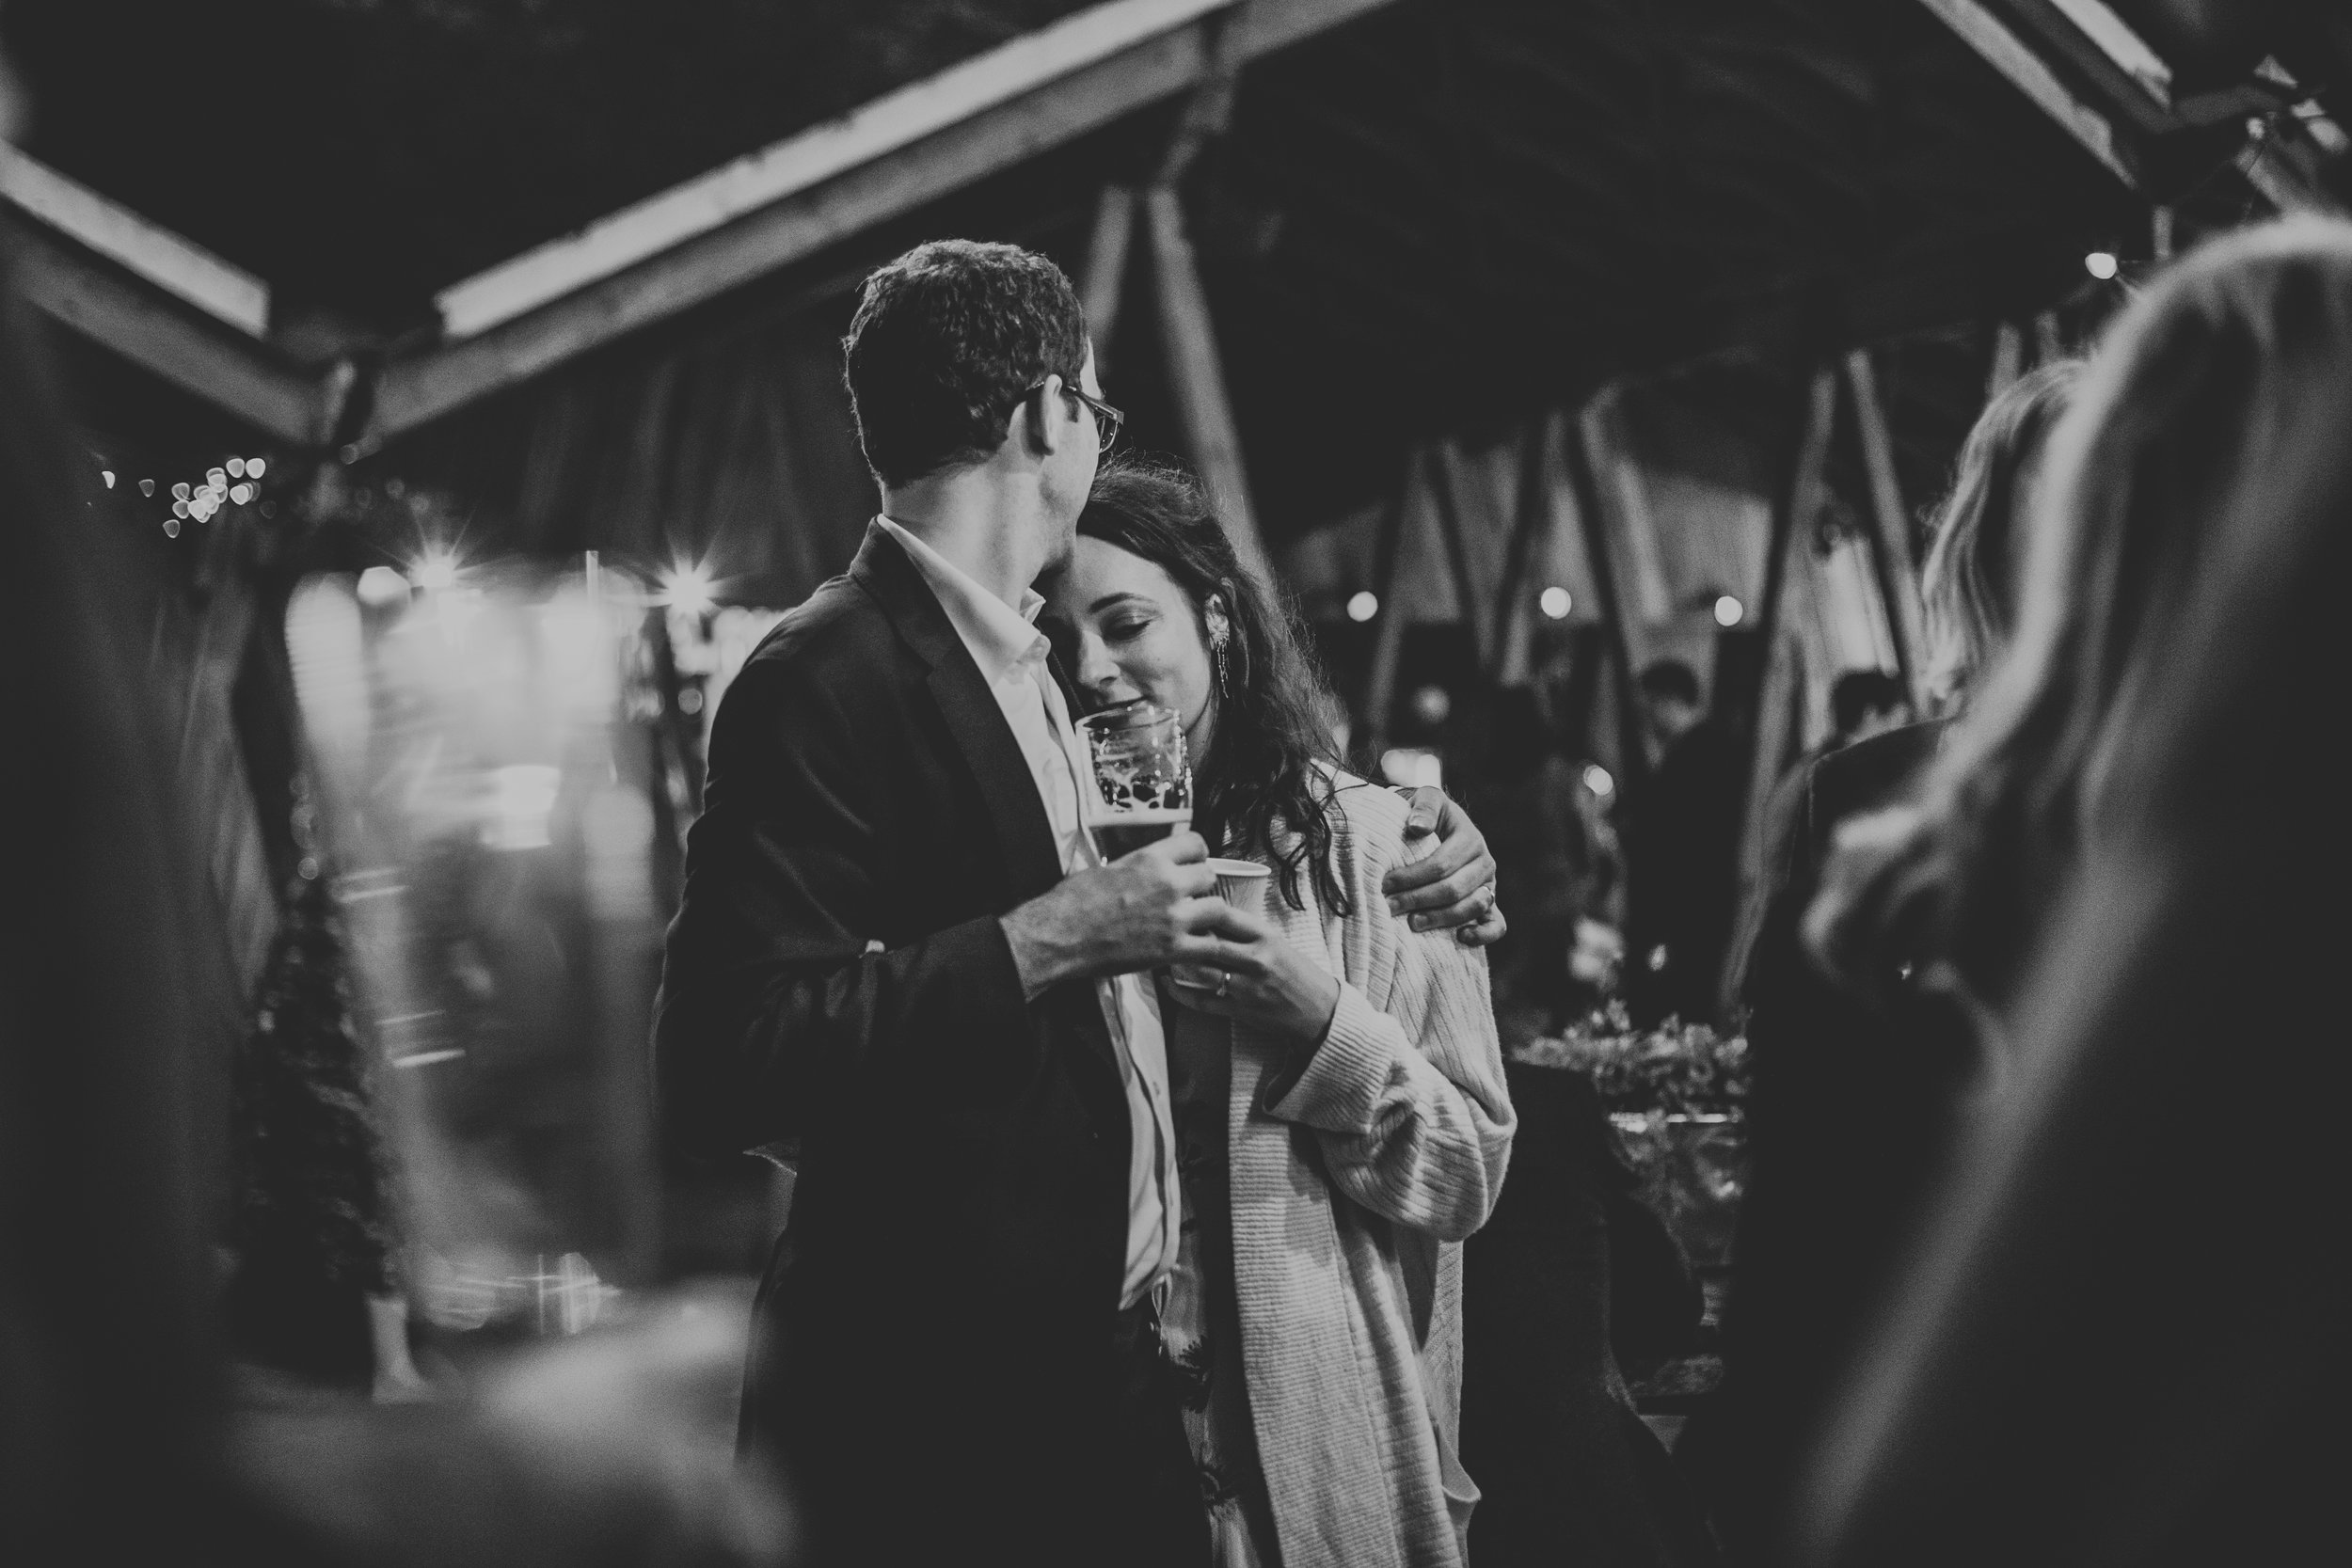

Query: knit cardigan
left=1182, top=777, right=1516, bottom=1568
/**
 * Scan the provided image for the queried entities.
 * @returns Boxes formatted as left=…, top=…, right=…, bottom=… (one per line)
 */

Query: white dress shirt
left=876, top=516, right=1180, bottom=1310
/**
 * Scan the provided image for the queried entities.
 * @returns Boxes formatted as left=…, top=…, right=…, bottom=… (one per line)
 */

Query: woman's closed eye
left=1103, top=612, right=1155, bottom=642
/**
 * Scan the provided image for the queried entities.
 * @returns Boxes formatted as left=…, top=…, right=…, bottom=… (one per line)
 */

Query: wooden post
left=1743, top=367, right=1836, bottom=737
left=1143, top=184, right=1268, bottom=575
left=1489, top=412, right=1554, bottom=684
left=1722, top=365, right=1836, bottom=1007
left=1563, top=401, right=1652, bottom=792
left=2034, top=309, right=2065, bottom=366
left=1359, top=455, right=1416, bottom=763
left=1081, top=183, right=1136, bottom=377
left=1585, top=390, right=1674, bottom=627
left=1987, top=320, right=2026, bottom=398
left=1425, top=440, right=1493, bottom=667
left=1844, top=349, right=1931, bottom=710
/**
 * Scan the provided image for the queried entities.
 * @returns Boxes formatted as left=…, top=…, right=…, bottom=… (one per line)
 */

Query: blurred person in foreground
left=1685, top=360, right=2080, bottom=1561
left=1039, top=462, right=1513, bottom=1567
left=1797, top=214, right=2352, bottom=1567
left=1622, top=659, right=1745, bottom=1025
left=654, top=242, right=1503, bottom=1567
left=0, top=167, right=784, bottom=1568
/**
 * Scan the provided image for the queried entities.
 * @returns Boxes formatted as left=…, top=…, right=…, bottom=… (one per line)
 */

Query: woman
left=1041, top=462, right=1516, bottom=1568
left=1798, top=214, right=2352, bottom=1568
left=1689, top=358, right=2078, bottom=1563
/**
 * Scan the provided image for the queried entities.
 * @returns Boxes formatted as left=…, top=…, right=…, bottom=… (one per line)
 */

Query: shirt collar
left=875, top=515, right=1049, bottom=679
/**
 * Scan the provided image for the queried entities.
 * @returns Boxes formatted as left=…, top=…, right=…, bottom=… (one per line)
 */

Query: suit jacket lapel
left=849, top=523, right=1064, bottom=903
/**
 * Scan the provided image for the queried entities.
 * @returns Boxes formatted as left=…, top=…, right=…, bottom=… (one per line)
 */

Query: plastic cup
left=1205, top=858, right=1270, bottom=920
left=1172, top=858, right=1271, bottom=991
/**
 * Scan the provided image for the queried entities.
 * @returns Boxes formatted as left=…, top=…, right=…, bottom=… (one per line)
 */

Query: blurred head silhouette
left=1801, top=215, right=2352, bottom=1568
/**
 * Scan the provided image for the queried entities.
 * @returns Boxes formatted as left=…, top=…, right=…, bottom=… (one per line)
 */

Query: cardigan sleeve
left=1263, top=789, right=1516, bottom=1243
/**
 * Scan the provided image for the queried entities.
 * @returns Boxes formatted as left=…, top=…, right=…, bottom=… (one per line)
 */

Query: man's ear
left=1025, top=374, right=1066, bottom=458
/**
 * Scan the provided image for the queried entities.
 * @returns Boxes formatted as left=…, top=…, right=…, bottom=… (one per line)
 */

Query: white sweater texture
left=1189, top=776, right=1517, bottom=1568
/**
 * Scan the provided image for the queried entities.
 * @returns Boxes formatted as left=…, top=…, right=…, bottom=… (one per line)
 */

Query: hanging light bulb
left=658, top=562, right=716, bottom=616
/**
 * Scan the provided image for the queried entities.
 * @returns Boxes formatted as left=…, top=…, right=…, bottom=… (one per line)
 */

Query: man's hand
left=1001, top=832, right=1263, bottom=998
left=1386, top=786, right=1506, bottom=946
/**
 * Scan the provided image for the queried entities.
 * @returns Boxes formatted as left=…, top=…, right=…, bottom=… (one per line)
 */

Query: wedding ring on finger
left=1215, top=972, right=1231, bottom=997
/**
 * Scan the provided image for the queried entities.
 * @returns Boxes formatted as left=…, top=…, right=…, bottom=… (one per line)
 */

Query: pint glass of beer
left=1078, top=701, right=1192, bottom=857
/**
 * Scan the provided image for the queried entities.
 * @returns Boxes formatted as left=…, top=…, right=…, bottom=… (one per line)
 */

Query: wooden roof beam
left=0, top=148, right=270, bottom=336
left=2, top=210, right=328, bottom=447
left=1915, top=0, right=2143, bottom=187
left=364, top=0, right=1406, bottom=450
left=0, top=149, right=331, bottom=444
left=1993, top=0, right=2175, bottom=129
left=1921, top=0, right=2342, bottom=213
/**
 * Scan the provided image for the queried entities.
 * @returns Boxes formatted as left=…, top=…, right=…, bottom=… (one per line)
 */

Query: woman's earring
left=1213, top=637, right=1231, bottom=697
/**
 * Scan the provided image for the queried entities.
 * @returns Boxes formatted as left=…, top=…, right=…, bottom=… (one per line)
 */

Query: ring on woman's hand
left=1215, top=972, right=1231, bottom=998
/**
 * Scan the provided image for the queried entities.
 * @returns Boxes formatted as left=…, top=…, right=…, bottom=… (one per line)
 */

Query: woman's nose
left=1075, top=629, right=1124, bottom=696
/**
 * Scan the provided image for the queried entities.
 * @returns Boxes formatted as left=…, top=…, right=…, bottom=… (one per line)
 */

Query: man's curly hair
left=842, top=240, right=1089, bottom=486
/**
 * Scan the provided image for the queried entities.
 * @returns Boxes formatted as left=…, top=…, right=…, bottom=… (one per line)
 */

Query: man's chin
left=1038, top=527, right=1076, bottom=576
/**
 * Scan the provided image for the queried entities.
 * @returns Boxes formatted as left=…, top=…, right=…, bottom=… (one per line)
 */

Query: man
left=654, top=240, right=1502, bottom=1566
left=1827, top=669, right=1909, bottom=751
left=1622, top=658, right=1745, bottom=1024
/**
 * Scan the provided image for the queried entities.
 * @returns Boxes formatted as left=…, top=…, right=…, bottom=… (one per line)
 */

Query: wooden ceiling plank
left=6, top=214, right=322, bottom=445
left=1996, top=0, right=2174, bottom=128
left=434, top=0, right=1232, bottom=339
left=371, top=0, right=1405, bottom=445
left=1915, top=0, right=2141, bottom=187
left=0, top=148, right=271, bottom=337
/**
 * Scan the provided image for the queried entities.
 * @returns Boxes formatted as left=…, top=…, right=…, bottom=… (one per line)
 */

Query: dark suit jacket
left=654, top=524, right=1138, bottom=1563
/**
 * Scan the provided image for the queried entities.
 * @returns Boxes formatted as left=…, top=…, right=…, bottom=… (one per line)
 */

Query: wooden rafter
left=0, top=150, right=333, bottom=444
left=3, top=0, right=1406, bottom=451
left=362, top=0, right=1406, bottom=450
left=0, top=149, right=269, bottom=335
left=3, top=210, right=326, bottom=446
left=1915, top=0, right=2142, bottom=186
left=1994, top=0, right=2175, bottom=129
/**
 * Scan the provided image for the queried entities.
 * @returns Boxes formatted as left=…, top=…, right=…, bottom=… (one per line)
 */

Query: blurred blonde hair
left=1917, top=360, right=2079, bottom=710
left=1811, top=216, right=2352, bottom=1009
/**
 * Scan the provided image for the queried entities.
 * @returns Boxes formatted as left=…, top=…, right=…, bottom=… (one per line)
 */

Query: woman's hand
left=1167, top=906, right=1341, bottom=1045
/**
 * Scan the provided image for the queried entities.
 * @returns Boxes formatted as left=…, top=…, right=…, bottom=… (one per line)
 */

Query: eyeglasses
left=1020, top=380, right=1125, bottom=453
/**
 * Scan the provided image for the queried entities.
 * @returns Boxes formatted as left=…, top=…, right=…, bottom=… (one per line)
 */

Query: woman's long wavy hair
left=1917, top=359, right=2080, bottom=711
left=1067, top=459, right=1351, bottom=914
left=1810, top=217, right=2352, bottom=1008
